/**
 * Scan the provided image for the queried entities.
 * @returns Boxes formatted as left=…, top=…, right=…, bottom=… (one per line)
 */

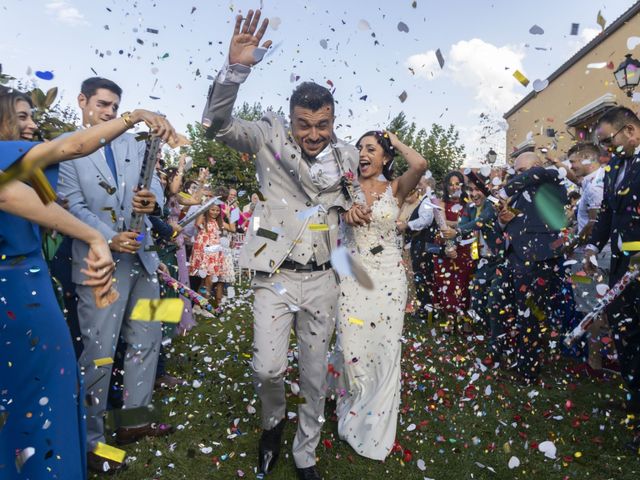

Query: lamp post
left=614, top=53, right=640, bottom=97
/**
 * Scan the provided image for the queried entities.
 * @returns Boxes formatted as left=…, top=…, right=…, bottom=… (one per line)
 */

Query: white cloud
left=405, top=50, right=443, bottom=80
left=448, top=38, right=526, bottom=114
left=406, top=39, right=525, bottom=161
left=46, top=1, right=88, bottom=26
left=406, top=39, right=526, bottom=114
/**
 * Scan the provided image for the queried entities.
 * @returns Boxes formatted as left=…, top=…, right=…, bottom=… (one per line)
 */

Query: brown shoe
left=115, top=422, right=174, bottom=445
left=87, top=451, right=125, bottom=474
left=154, top=374, right=184, bottom=389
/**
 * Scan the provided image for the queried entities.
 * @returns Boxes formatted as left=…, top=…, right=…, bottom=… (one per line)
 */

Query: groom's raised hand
left=229, top=9, right=272, bottom=67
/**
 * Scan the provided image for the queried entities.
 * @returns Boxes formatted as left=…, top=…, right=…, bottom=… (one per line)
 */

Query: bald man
left=497, top=152, right=568, bottom=383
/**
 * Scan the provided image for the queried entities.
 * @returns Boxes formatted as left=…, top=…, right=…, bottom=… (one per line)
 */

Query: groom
left=202, top=9, right=369, bottom=480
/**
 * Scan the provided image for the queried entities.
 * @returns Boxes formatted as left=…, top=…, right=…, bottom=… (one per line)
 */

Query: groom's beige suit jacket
left=202, top=78, right=359, bottom=274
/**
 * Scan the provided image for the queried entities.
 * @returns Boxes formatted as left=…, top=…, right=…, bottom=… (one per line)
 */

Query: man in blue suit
left=497, top=152, right=567, bottom=383
left=587, top=106, right=640, bottom=453
left=57, top=77, right=174, bottom=472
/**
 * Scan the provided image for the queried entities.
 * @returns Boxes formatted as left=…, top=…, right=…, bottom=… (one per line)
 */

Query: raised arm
left=503, top=166, right=560, bottom=196
left=389, top=131, right=428, bottom=206
left=201, top=9, right=273, bottom=154
left=21, top=109, right=175, bottom=174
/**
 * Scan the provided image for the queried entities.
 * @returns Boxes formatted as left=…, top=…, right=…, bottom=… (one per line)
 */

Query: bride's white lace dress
left=334, top=184, right=407, bottom=460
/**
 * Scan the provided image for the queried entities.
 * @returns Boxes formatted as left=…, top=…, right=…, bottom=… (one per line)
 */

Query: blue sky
left=1, top=0, right=638, bottom=164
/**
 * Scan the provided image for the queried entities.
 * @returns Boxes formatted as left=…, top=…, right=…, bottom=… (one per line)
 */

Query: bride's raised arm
left=388, top=131, right=428, bottom=206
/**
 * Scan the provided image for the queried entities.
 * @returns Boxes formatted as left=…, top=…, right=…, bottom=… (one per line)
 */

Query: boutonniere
left=340, top=170, right=356, bottom=200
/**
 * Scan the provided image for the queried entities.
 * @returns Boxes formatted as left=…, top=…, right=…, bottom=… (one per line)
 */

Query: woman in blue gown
left=0, top=89, right=176, bottom=479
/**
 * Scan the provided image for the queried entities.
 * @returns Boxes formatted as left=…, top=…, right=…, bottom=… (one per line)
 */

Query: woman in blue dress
left=0, top=89, right=176, bottom=479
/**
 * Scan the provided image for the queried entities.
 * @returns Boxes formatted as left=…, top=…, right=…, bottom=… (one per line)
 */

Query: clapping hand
left=229, top=9, right=272, bottom=67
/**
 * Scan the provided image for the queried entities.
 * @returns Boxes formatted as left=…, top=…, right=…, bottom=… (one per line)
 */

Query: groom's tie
left=104, top=143, right=118, bottom=183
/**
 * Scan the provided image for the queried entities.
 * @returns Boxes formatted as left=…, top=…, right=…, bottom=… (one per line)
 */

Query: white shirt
left=577, top=167, right=605, bottom=233
left=407, top=195, right=435, bottom=231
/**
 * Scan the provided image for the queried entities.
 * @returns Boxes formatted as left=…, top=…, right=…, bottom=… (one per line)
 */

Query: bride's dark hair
left=356, top=130, right=396, bottom=180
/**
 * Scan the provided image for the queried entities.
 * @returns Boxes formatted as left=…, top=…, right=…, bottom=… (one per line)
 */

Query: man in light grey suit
left=202, top=10, right=369, bottom=480
left=57, top=77, right=174, bottom=473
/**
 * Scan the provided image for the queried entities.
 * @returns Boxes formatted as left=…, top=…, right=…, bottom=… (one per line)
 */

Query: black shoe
left=258, top=418, right=287, bottom=475
left=296, top=465, right=322, bottom=480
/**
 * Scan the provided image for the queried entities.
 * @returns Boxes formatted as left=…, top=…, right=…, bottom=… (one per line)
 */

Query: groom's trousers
left=251, top=268, right=339, bottom=469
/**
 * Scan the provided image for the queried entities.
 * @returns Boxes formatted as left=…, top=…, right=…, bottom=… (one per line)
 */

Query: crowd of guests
left=1, top=23, right=639, bottom=477
left=399, top=109, right=639, bottom=456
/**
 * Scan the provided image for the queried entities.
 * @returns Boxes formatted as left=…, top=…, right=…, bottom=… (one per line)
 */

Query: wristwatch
left=121, top=111, right=134, bottom=129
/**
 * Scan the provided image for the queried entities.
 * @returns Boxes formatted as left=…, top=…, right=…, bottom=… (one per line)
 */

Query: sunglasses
left=598, top=124, right=629, bottom=148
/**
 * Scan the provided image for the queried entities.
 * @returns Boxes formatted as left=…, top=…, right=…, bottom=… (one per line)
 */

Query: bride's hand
left=383, top=130, right=402, bottom=149
left=344, top=204, right=371, bottom=226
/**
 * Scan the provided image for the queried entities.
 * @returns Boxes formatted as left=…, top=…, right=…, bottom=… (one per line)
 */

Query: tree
left=28, top=87, right=78, bottom=139
left=387, top=112, right=465, bottom=187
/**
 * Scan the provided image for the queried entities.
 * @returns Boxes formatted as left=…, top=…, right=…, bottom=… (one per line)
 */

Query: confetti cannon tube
left=129, top=137, right=162, bottom=232
left=177, top=195, right=221, bottom=228
left=564, top=265, right=640, bottom=346
left=432, top=200, right=456, bottom=254
left=157, top=269, right=212, bottom=311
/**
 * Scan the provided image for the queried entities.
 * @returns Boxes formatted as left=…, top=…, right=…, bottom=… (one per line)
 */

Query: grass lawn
left=97, top=286, right=639, bottom=479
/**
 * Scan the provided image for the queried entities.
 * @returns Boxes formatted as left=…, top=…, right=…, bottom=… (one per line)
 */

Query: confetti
left=597, top=10, right=606, bottom=30
left=93, top=442, right=126, bottom=463
left=532, top=78, right=549, bottom=92
left=397, top=21, right=409, bottom=33
left=622, top=241, right=640, bottom=251
left=93, top=357, right=114, bottom=367
left=513, top=70, right=530, bottom=87
left=435, top=48, right=445, bottom=69
left=628, top=36, right=640, bottom=50
left=256, top=228, right=278, bottom=241
left=15, top=447, right=35, bottom=472
left=130, top=298, right=185, bottom=323
left=570, top=23, right=580, bottom=35
left=529, top=24, right=544, bottom=35
left=308, top=223, right=329, bottom=231
left=35, top=71, right=54, bottom=80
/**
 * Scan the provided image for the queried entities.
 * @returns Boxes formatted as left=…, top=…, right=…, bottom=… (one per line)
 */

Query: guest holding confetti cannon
left=0, top=87, right=168, bottom=479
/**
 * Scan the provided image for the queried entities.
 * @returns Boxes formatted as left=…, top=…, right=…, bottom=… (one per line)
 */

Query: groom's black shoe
left=258, top=418, right=287, bottom=475
left=296, top=465, right=322, bottom=480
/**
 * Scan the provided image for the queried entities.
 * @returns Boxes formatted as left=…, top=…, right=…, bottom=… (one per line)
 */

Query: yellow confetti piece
left=93, top=442, right=126, bottom=463
left=130, top=298, right=185, bottom=323
left=308, top=223, right=329, bottom=231
left=348, top=316, right=364, bottom=326
left=622, top=241, right=640, bottom=252
left=254, top=243, right=267, bottom=257
left=93, top=357, right=114, bottom=367
left=574, top=451, right=582, bottom=458
left=618, top=187, right=631, bottom=195
left=513, top=70, right=530, bottom=87
left=571, top=274, right=593, bottom=284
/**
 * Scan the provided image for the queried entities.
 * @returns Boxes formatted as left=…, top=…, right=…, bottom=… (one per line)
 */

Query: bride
left=335, top=130, right=427, bottom=460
